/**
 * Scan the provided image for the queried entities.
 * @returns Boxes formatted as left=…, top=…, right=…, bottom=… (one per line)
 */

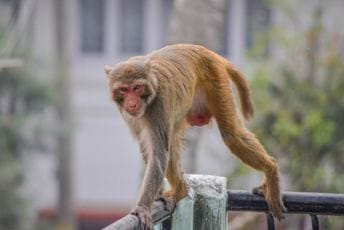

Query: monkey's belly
left=187, top=114, right=212, bottom=126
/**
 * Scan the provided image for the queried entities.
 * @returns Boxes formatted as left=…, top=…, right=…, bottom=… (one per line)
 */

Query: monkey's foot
left=252, top=185, right=287, bottom=221
left=131, top=206, right=153, bottom=230
left=252, top=185, right=264, bottom=196
left=266, top=193, right=287, bottom=221
left=156, top=191, right=176, bottom=212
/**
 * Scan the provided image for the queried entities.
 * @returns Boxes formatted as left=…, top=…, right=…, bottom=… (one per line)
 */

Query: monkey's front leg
left=156, top=134, right=188, bottom=213
left=131, top=144, right=169, bottom=229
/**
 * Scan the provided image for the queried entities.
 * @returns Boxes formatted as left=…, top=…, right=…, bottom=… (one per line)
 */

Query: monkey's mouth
left=126, top=109, right=143, bottom=118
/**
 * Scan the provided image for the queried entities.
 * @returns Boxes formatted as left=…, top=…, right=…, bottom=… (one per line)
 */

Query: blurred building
left=1, top=0, right=274, bottom=228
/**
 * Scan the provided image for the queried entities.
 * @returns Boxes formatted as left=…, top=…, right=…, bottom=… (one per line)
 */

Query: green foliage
left=250, top=1, right=344, bottom=195
left=252, top=53, right=344, bottom=191
left=0, top=66, right=52, bottom=229
left=245, top=24, right=344, bottom=230
left=248, top=1, right=344, bottom=228
left=0, top=159, right=25, bottom=230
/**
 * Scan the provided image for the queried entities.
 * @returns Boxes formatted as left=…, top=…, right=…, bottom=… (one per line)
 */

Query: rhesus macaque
left=105, top=44, right=286, bottom=229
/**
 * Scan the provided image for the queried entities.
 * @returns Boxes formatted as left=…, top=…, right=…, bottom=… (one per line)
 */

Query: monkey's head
left=105, top=59, right=158, bottom=118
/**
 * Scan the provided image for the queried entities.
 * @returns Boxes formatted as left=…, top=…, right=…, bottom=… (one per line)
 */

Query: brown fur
left=105, top=44, right=286, bottom=229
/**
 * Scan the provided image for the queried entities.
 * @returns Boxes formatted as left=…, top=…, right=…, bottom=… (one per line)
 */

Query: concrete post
left=170, top=174, right=228, bottom=230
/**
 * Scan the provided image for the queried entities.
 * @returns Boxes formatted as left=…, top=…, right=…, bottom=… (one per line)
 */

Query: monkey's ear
left=104, top=65, right=112, bottom=76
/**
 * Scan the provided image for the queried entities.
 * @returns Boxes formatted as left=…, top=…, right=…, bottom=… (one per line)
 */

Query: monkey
left=105, top=44, right=287, bottom=229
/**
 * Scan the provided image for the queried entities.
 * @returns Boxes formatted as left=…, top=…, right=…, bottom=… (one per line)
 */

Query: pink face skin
left=117, top=84, right=146, bottom=116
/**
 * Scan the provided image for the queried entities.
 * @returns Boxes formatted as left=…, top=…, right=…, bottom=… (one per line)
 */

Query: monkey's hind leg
left=207, top=78, right=286, bottom=221
left=220, top=121, right=286, bottom=221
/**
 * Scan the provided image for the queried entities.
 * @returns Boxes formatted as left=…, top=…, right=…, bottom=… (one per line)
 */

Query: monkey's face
left=112, top=82, right=150, bottom=117
left=105, top=62, right=157, bottom=118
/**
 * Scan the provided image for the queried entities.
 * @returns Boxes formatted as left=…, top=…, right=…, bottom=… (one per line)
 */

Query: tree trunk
left=55, top=1, right=75, bottom=229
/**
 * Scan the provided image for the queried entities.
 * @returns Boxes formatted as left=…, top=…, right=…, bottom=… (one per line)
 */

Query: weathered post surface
left=167, top=174, right=228, bottom=230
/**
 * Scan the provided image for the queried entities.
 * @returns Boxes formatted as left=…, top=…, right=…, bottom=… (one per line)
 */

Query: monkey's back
left=147, top=44, right=223, bottom=86
left=145, top=44, right=226, bottom=120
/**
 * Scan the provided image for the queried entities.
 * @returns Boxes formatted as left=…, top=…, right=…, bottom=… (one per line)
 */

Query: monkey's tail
left=225, top=62, right=254, bottom=120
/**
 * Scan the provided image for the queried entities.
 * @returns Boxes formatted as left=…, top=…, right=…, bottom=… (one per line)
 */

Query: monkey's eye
left=133, top=85, right=145, bottom=93
left=118, top=87, right=129, bottom=94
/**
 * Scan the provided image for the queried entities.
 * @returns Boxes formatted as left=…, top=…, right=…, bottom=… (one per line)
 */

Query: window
left=160, top=0, right=174, bottom=46
left=119, top=0, right=144, bottom=54
left=246, top=0, right=270, bottom=55
left=79, top=0, right=105, bottom=53
left=219, top=2, right=229, bottom=56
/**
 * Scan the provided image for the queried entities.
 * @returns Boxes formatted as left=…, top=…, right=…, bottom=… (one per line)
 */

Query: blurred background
left=0, top=0, right=343, bottom=229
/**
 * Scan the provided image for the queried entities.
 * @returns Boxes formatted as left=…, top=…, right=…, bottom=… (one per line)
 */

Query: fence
left=103, top=174, right=344, bottom=230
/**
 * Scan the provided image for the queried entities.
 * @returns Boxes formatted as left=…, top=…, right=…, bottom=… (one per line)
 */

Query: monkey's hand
left=131, top=206, right=153, bottom=230
left=252, top=185, right=287, bottom=221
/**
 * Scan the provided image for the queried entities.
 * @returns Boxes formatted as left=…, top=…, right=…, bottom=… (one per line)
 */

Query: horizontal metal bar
left=102, top=200, right=171, bottom=230
left=227, top=190, right=344, bottom=215
left=152, top=200, right=172, bottom=224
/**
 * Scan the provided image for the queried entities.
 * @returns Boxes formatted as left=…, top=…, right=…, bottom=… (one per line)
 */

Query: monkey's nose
left=129, top=103, right=137, bottom=109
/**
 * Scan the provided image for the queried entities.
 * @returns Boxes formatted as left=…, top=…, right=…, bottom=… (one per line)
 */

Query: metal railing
left=103, top=200, right=171, bottom=230
left=103, top=182, right=344, bottom=230
left=227, top=190, right=344, bottom=230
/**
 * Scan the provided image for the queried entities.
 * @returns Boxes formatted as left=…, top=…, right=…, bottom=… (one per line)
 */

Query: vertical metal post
left=310, top=214, right=319, bottom=230
left=266, top=213, right=275, bottom=230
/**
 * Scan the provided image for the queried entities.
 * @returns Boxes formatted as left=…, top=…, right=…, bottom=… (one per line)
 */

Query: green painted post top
left=170, top=174, right=228, bottom=230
